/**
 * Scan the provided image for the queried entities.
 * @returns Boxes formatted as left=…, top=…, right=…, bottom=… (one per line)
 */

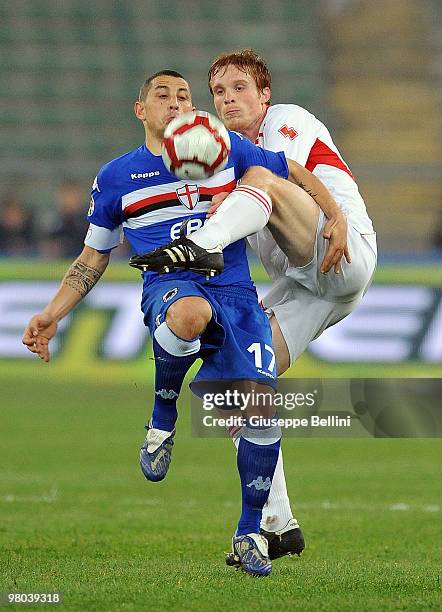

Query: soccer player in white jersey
left=209, top=48, right=376, bottom=561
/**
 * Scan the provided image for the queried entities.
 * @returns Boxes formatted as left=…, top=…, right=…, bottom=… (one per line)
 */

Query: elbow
left=79, top=245, right=110, bottom=272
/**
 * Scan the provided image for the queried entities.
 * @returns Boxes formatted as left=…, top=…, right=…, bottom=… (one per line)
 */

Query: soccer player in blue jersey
left=22, top=69, right=324, bottom=576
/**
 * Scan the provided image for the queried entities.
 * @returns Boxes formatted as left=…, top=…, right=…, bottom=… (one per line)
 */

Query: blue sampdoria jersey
left=85, top=131, right=288, bottom=290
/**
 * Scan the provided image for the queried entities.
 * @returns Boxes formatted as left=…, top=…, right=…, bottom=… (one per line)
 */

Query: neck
left=144, top=128, right=162, bottom=155
left=242, top=108, right=267, bottom=142
left=145, top=138, right=162, bottom=155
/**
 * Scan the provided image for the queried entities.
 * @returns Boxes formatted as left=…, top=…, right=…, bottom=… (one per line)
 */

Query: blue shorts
left=141, top=279, right=276, bottom=389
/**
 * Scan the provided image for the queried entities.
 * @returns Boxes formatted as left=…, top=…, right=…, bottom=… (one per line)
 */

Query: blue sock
left=151, top=323, right=200, bottom=432
left=236, top=435, right=280, bottom=536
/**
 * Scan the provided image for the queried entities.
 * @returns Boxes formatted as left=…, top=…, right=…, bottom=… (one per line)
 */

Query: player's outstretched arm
left=286, top=159, right=351, bottom=273
left=22, top=246, right=110, bottom=362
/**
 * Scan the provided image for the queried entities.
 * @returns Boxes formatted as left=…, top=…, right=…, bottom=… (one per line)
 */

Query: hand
left=320, top=214, right=351, bottom=274
left=207, top=191, right=230, bottom=217
left=22, top=313, right=58, bottom=362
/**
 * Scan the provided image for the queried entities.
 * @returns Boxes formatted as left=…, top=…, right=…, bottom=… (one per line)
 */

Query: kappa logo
left=176, top=184, right=200, bottom=209
left=155, top=389, right=179, bottom=400
left=131, top=171, right=160, bottom=179
left=162, top=288, right=178, bottom=302
left=278, top=124, right=298, bottom=140
left=246, top=476, right=272, bottom=491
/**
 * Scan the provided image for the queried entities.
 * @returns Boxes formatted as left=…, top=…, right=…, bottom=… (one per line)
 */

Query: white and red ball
left=162, top=110, right=231, bottom=180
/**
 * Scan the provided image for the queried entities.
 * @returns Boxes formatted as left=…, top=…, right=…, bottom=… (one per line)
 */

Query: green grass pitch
left=1, top=372, right=440, bottom=611
left=1, top=261, right=441, bottom=608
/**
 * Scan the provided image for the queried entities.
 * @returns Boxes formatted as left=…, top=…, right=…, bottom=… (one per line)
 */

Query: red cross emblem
left=176, top=184, right=200, bottom=209
left=278, top=124, right=298, bottom=140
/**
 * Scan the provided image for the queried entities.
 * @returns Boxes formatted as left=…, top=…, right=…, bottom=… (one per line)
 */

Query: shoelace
left=164, top=240, right=198, bottom=265
left=150, top=237, right=196, bottom=259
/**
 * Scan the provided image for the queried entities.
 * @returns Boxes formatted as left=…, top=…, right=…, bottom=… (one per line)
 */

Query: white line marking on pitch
left=422, top=504, right=440, bottom=512
left=1, top=488, right=58, bottom=503
left=294, top=501, right=440, bottom=513
left=389, top=503, right=410, bottom=511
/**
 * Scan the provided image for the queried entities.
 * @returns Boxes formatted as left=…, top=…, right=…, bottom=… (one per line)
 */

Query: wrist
left=42, top=308, right=59, bottom=322
left=322, top=197, right=341, bottom=218
left=329, top=209, right=345, bottom=222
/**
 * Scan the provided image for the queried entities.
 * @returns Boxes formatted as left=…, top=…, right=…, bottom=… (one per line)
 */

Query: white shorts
left=260, top=211, right=377, bottom=364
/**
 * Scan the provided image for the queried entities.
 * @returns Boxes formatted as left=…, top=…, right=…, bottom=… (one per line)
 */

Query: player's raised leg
left=140, top=296, right=211, bottom=482
left=188, top=182, right=272, bottom=250
left=129, top=182, right=273, bottom=275
left=244, top=167, right=320, bottom=267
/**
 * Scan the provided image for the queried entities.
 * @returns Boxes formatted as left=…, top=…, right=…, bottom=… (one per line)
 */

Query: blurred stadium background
left=1, top=1, right=441, bottom=608
left=0, top=0, right=440, bottom=371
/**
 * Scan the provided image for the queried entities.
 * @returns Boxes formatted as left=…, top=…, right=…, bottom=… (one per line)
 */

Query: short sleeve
left=86, top=165, right=123, bottom=230
left=84, top=165, right=124, bottom=251
left=263, top=105, right=321, bottom=166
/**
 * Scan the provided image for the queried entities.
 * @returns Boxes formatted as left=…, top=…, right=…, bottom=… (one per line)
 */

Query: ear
left=134, top=100, right=146, bottom=121
left=261, top=87, right=271, bottom=105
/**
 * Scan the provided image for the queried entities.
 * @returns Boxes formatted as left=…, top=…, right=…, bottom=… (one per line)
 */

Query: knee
left=166, top=297, right=212, bottom=339
left=241, top=166, right=277, bottom=192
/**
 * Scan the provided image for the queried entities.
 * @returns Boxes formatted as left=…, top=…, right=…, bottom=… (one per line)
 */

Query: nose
left=169, top=97, right=179, bottom=110
left=223, top=89, right=235, bottom=105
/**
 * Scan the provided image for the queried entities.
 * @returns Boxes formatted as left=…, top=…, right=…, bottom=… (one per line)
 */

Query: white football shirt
left=254, top=104, right=374, bottom=234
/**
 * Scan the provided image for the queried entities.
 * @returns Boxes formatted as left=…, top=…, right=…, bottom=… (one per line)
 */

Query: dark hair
left=138, top=70, right=188, bottom=101
left=208, top=49, right=271, bottom=104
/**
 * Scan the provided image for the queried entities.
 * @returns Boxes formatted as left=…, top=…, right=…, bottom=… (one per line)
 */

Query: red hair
left=208, top=49, right=271, bottom=104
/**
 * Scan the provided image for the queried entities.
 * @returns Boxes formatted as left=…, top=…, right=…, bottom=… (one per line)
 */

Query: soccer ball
left=162, top=110, right=231, bottom=180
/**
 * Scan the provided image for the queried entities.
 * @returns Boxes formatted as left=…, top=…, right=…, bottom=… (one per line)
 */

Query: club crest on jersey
left=176, top=184, right=200, bottom=209
left=278, top=124, right=298, bottom=140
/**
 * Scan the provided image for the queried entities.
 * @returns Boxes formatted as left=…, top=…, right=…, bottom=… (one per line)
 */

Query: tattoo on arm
left=295, top=180, right=318, bottom=200
left=63, top=260, right=102, bottom=297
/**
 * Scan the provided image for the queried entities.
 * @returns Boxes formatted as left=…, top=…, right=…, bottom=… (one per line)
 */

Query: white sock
left=189, top=185, right=272, bottom=250
left=230, top=430, right=294, bottom=532
left=260, top=449, right=294, bottom=532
